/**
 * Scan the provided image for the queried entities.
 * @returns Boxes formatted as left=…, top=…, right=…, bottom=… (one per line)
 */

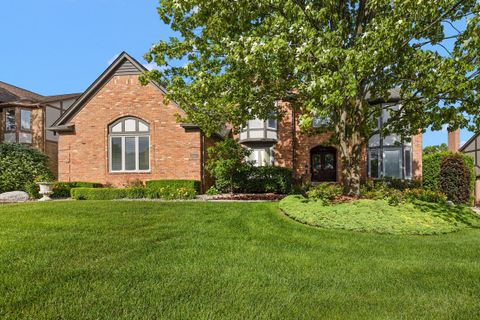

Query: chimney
left=448, top=129, right=460, bottom=152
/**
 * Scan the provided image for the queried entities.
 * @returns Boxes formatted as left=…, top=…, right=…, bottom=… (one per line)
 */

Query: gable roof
left=52, top=52, right=170, bottom=128
left=0, top=81, right=44, bottom=102
left=0, top=87, right=19, bottom=103
left=459, top=132, right=478, bottom=152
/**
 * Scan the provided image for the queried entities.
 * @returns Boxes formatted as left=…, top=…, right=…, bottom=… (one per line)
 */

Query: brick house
left=50, top=52, right=422, bottom=190
left=0, top=81, right=81, bottom=176
left=240, top=95, right=422, bottom=183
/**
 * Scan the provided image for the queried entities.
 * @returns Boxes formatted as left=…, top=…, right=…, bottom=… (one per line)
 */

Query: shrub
left=380, top=177, right=422, bottom=190
left=52, top=182, right=102, bottom=198
left=237, top=166, right=294, bottom=194
left=206, top=139, right=251, bottom=193
left=439, top=154, right=472, bottom=205
left=146, top=179, right=200, bottom=192
left=404, top=188, right=447, bottom=204
left=306, top=183, right=342, bottom=204
left=145, top=180, right=199, bottom=199
left=125, top=187, right=147, bottom=199
left=423, top=151, right=474, bottom=194
left=206, top=186, right=219, bottom=195
left=0, top=143, right=54, bottom=198
left=71, top=188, right=128, bottom=200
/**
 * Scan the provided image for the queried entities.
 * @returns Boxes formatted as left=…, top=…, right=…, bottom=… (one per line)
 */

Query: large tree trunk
left=336, top=99, right=365, bottom=197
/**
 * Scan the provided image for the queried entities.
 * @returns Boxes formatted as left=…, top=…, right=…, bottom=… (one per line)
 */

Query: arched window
left=108, top=117, right=150, bottom=172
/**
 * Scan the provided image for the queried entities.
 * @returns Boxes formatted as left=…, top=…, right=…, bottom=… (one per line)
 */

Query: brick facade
left=57, top=74, right=204, bottom=187
left=244, top=101, right=422, bottom=183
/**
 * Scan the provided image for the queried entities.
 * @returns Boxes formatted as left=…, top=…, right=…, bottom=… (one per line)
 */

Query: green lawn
left=1, top=201, right=479, bottom=319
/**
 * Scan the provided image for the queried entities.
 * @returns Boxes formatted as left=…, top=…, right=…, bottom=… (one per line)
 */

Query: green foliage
left=71, top=188, right=128, bottom=200
left=237, top=166, right=294, bottom=194
left=439, top=154, right=472, bottom=205
left=423, top=151, right=475, bottom=202
left=125, top=187, right=147, bottom=199
left=404, top=188, right=447, bottom=204
left=143, top=0, right=480, bottom=196
left=52, top=182, right=102, bottom=198
left=280, top=195, right=480, bottom=235
left=423, top=143, right=448, bottom=156
left=0, top=143, right=54, bottom=198
left=145, top=180, right=200, bottom=199
left=206, top=139, right=250, bottom=193
left=205, top=186, right=219, bottom=195
left=306, top=183, right=342, bottom=205
left=145, top=180, right=200, bottom=193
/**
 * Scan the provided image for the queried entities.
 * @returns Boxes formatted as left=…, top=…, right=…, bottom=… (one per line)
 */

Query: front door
left=311, top=147, right=337, bottom=182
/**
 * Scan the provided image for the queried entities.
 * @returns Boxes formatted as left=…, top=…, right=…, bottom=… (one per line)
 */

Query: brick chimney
left=448, top=129, right=460, bottom=152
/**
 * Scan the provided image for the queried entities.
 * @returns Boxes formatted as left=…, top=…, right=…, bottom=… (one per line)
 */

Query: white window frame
left=108, top=118, right=150, bottom=173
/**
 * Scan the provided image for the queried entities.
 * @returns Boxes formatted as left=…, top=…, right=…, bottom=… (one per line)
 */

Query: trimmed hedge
left=145, top=180, right=201, bottom=193
left=53, top=182, right=102, bottom=198
left=71, top=188, right=128, bottom=200
left=439, top=154, right=472, bottom=205
left=71, top=180, right=200, bottom=200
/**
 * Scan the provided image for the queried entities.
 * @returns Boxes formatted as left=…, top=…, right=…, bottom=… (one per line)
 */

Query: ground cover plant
left=280, top=195, right=480, bottom=235
left=1, top=201, right=480, bottom=319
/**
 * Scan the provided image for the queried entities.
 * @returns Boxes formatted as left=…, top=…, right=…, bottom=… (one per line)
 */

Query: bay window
left=3, top=108, right=32, bottom=144
left=109, top=117, right=150, bottom=172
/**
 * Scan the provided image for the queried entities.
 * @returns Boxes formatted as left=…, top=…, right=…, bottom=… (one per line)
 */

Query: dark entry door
left=311, top=147, right=337, bottom=182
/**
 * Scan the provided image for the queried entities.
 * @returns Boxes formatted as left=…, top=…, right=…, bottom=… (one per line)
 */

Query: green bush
left=306, top=183, right=342, bottom=205
left=423, top=151, right=474, bottom=195
left=52, top=182, right=102, bottom=198
left=0, top=143, right=54, bottom=198
left=439, top=154, right=472, bottom=205
left=146, top=180, right=200, bottom=193
left=71, top=188, right=128, bottom=200
left=125, top=187, right=147, bottom=199
left=206, top=186, right=219, bottom=195
left=379, top=177, right=422, bottom=190
left=146, top=180, right=199, bottom=199
left=237, top=166, right=294, bottom=194
left=404, top=188, right=447, bottom=204
left=207, top=139, right=251, bottom=193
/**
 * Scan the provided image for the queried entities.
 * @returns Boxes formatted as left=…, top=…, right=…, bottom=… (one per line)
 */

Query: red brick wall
left=272, top=102, right=420, bottom=182
left=57, top=75, right=202, bottom=186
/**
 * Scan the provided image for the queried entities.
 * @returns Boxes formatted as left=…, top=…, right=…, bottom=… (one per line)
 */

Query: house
left=239, top=93, right=423, bottom=183
left=457, top=130, right=480, bottom=204
left=50, top=52, right=422, bottom=190
left=50, top=52, right=224, bottom=191
left=0, top=81, right=81, bottom=176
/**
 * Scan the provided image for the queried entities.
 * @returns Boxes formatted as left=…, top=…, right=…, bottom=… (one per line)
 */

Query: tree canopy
left=143, top=0, right=480, bottom=195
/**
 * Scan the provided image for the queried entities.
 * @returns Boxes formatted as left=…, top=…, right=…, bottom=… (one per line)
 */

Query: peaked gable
left=52, top=52, right=171, bottom=127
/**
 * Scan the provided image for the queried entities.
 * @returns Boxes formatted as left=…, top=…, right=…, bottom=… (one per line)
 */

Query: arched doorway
left=311, top=146, right=337, bottom=182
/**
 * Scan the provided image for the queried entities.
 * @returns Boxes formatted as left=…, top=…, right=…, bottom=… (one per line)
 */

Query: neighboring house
left=0, top=81, right=81, bottom=176
left=457, top=130, right=480, bottom=204
left=239, top=94, right=423, bottom=183
left=50, top=52, right=422, bottom=190
left=50, top=52, right=225, bottom=191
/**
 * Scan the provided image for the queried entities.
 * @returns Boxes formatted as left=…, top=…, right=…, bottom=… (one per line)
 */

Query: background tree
left=423, top=143, right=448, bottom=156
left=143, top=0, right=480, bottom=196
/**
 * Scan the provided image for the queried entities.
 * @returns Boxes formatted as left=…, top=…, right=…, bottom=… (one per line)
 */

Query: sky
left=0, top=0, right=474, bottom=147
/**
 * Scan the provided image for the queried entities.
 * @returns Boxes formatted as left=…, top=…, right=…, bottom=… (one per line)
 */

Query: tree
left=206, top=138, right=250, bottom=193
left=143, top=0, right=480, bottom=196
left=423, top=143, right=448, bottom=156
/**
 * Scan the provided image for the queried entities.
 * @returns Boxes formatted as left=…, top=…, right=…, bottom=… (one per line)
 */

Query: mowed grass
left=0, top=201, right=479, bottom=319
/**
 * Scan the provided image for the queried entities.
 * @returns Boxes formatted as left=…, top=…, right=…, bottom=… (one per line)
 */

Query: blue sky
left=0, top=0, right=473, bottom=147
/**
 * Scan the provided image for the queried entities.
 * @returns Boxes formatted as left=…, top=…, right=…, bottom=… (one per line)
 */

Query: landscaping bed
left=280, top=195, right=480, bottom=235
left=203, top=193, right=286, bottom=201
